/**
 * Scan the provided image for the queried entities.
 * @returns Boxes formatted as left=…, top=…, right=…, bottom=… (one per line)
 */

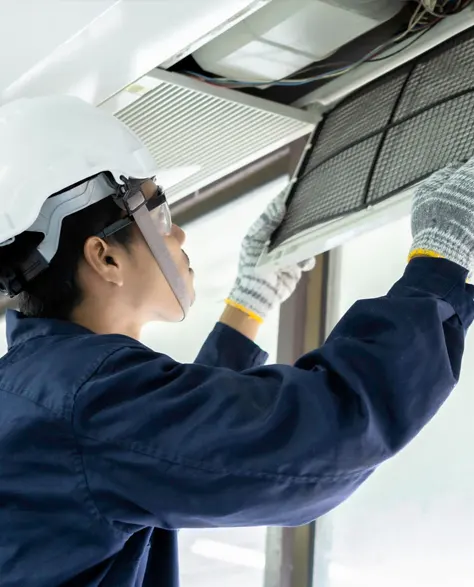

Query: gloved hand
left=226, top=191, right=315, bottom=322
left=409, top=160, right=474, bottom=271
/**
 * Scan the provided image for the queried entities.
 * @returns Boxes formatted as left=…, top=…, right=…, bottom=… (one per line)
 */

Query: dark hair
left=0, top=185, right=134, bottom=321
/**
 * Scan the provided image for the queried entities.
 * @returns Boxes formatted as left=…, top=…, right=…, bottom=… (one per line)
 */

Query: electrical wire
left=419, top=0, right=471, bottom=16
left=185, top=35, right=428, bottom=88
left=184, top=32, right=427, bottom=88
left=368, top=23, right=435, bottom=62
left=184, top=29, right=424, bottom=88
left=184, top=0, right=473, bottom=90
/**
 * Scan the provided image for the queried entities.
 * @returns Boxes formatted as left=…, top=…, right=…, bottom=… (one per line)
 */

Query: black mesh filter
left=394, top=31, right=474, bottom=120
left=281, top=137, right=382, bottom=233
left=271, top=26, right=474, bottom=251
left=309, top=68, right=411, bottom=166
left=369, top=93, right=474, bottom=203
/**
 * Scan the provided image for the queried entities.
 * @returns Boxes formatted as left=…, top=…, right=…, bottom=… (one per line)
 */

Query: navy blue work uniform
left=1, top=257, right=473, bottom=586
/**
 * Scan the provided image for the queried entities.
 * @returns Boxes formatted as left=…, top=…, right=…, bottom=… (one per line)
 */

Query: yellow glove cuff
left=224, top=299, right=264, bottom=324
left=408, top=248, right=445, bottom=263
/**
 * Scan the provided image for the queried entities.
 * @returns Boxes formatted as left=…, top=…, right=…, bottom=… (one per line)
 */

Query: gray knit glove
left=227, top=191, right=315, bottom=322
left=410, top=160, right=474, bottom=270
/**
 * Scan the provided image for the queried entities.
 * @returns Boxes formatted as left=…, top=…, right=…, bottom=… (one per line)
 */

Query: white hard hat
left=0, top=94, right=158, bottom=245
left=0, top=96, right=191, bottom=318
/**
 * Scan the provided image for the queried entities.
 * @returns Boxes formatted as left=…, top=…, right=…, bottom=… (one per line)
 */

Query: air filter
left=270, top=24, right=474, bottom=250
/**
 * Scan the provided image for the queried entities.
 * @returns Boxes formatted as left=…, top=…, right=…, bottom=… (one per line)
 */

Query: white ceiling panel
left=0, top=0, right=271, bottom=105
left=0, top=1, right=116, bottom=91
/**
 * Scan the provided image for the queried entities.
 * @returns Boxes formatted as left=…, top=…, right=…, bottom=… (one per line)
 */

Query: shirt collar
left=6, top=309, right=93, bottom=349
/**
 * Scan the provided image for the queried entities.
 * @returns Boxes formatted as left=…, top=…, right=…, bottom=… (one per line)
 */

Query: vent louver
left=110, top=71, right=315, bottom=203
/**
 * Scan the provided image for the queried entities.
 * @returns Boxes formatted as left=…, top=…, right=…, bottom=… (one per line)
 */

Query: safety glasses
left=97, top=180, right=172, bottom=240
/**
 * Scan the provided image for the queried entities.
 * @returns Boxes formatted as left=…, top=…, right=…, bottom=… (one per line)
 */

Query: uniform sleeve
left=72, top=257, right=474, bottom=531
left=194, top=322, right=268, bottom=370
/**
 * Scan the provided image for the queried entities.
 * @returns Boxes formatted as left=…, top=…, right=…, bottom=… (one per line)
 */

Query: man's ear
left=83, top=236, right=125, bottom=287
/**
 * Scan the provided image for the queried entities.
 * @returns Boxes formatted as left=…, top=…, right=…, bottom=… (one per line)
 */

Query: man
left=0, top=95, right=472, bottom=587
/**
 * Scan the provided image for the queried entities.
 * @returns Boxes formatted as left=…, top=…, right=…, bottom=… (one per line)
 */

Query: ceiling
left=0, top=0, right=270, bottom=105
left=0, top=1, right=409, bottom=204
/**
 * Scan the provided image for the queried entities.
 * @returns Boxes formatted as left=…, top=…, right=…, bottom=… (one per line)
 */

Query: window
left=313, top=217, right=474, bottom=587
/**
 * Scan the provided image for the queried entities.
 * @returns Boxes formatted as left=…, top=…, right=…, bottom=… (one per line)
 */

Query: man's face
left=120, top=180, right=196, bottom=323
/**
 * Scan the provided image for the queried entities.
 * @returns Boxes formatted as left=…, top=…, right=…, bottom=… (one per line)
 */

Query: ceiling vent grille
left=106, top=70, right=315, bottom=203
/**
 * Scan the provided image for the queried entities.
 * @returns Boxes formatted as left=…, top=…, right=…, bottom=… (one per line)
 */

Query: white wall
left=314, top=217, right=474, bottom=587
